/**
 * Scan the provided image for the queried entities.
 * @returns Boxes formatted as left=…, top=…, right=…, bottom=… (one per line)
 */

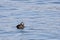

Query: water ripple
left=0, top=15, right=7, bottom=18
left=50, top=2, right=60, bottom=4
left=11, top=0, right=29, bottom=1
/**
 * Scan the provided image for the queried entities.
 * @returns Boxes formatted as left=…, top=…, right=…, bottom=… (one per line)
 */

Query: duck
left=16, top=22, right=24, bottom=29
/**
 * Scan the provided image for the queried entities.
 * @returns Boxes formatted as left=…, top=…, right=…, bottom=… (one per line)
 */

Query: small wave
left=11, top=0, right=29, bottom=1
left=50, top=2, right=60, bottom=4
left=0, top=15, right=7, bottom=18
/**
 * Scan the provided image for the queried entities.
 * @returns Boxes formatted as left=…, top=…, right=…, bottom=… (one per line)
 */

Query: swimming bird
left=16, top=22, right=24, bottom=29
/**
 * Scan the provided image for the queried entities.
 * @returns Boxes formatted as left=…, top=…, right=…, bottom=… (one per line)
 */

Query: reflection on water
left=0, top=0, right=60, bottom=40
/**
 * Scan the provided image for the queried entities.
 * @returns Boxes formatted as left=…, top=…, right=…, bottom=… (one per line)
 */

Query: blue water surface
left=0, top=0, right=60, bottom=40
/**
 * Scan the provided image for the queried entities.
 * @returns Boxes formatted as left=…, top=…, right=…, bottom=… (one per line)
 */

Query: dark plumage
left=16, top=22, right=24, bottom=29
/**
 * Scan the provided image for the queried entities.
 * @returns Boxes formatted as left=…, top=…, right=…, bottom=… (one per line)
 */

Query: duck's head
left=20, top=22, right=24, bottom=25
